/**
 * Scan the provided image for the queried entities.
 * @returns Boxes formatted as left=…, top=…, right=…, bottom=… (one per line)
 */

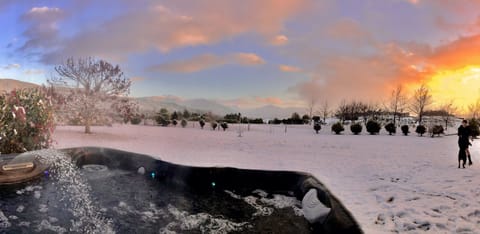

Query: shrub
left=211, top=121, right=218, bottom=130
left=172, top=119, right=178, bottom=127
left=350, top=122, right=362, bottom=135
left=220, top=122, right=228, bottom=131
left=416, top=125, right=426, bottom=136
left=331, top=122, right=344, bottom=134
left=313, top=122, right=321, bottom=134
left=181, top=119, right=187, bottom=128
left=429, top=125, right=444, bottom=137
left=385, top=123, right=396, bottom=135
left=130, top=115, right=142, bottom=125
left=401, top=125, right=409, bottom=136
left=155, top=115, right=170, bottom=126
left=199, top=119, right=205, bottom=129
left=469, top=118, right=479, bottom=138
left=366, top=120, right=381, bottom=135
left=0, top=89, right=55, bottom=154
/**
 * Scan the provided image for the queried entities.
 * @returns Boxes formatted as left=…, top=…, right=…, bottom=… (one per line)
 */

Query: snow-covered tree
left=50, top=57, right=133, bottom=133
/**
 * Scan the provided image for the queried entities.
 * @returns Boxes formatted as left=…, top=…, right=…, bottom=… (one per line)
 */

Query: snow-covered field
left=53, top=123, right=480, bottom=233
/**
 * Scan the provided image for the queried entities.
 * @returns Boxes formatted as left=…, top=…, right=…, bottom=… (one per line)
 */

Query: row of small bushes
left=327, top=120, right=447, bottom=137
left=154, top=117, right=230, bottom=131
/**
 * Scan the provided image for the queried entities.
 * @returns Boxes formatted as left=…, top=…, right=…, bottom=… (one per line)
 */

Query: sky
left=1, top=0, right=480, bottom=111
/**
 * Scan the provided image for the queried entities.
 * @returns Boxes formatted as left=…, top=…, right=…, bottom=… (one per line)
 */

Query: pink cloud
left=222, top=96, right=289, bottom=108
left=39, top=0, right=311, bottom=63
left=271, top=35, right=289, bottom=46
left=279, top=65, right=301, bottom=72
left=149, top=53, right=265, bottom=73
left=326, top=18, right=374, bottom=45
left=19, top=6, right=65, bottom=52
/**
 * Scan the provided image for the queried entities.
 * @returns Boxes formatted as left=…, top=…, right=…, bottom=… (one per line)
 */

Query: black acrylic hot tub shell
left=61, top=147, right=363, bottom=234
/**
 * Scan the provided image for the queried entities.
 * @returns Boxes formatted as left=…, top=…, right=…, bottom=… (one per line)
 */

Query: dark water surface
left=1, top=163, right=311, bottom=233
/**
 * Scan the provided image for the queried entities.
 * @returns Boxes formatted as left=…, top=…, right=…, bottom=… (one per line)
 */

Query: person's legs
left=459, top=148, right=466, bottom=168
left=467, top=148, right=472, bottom=165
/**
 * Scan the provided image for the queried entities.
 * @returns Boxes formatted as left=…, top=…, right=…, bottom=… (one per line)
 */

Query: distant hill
left=0, top=79, right=40, bottom=92
left=242, top=105, right=306, bottom=120
left=182, top=99, right=237, bottom=116
left=0, top=79, right=306, bottom=119
left=135, top=97, right=306, bottom=119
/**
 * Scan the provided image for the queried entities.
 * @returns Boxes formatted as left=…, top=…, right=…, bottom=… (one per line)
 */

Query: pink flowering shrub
left=0, top=89, right=55, bottom=154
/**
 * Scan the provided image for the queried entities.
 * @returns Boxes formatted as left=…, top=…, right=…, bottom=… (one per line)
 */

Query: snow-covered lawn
left=53, top=124, right=480, bottom=233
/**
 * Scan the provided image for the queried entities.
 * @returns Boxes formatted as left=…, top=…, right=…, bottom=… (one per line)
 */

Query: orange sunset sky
left=1, top=0, right=480, bottom=113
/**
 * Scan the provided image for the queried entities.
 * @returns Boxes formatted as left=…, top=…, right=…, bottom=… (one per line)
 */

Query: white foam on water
left=16, top=185, right=42, bottom=195
left=34, top=190, right=41, bottom=199
left=18, top=221, right=30, bottom=227
left=16, top=205, right=25, bottom=213
left=260, top=194, right=304, bottom=216
left=162, top=204, right=251, bottom=233
left=35, top=220, right=67, bottom=234
left=243, top=196, right=274, bottom=216
left=38, top=204, right=48, bottom=213
left=225, top=190, right=304, bottom=217
left=8, top=215, right=18, bottom=220
left=0, top=210, right=11, bottom=228
left=26, top=149, right=115, bottom=233
left=224, top=190, right=242, bottom=199
left=49, top=216, right=59, bottom=223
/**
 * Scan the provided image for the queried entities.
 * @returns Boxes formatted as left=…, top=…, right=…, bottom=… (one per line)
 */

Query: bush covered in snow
left=350, top=122, right=362, bottom=135
left=416, top=125, right=426, bottom=136
left=0, top=89, right=55, bottom=154
left=130, top=115, right=142, bottom=125
left=181, top=119, right=188, bottom=128
left=429, top=125, right=444, bottom=137
left=220, top=122, right=228, bottom=131
left=313, top=122, right=321, bottom=134
left=366, top=120, right=381, bottom=135
left=331, top=122, right=344, bottom=134
left=401, top=125, right=409, bottom=136
left=469, top=118, right=479, bottom=138
left=211, top=121, right=218, bottom=130
left=385, top=123, right=396, bottom=135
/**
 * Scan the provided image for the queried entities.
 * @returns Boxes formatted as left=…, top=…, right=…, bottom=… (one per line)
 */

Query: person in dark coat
left=458, top=120, right=472, bottom=168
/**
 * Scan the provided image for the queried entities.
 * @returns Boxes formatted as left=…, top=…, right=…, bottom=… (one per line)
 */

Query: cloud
left=37, top=0, right=311, bottom=63
left=19, top=6, right=65, bottom=52
left=2, top=63, right=21, bottom=70
left=325, top=18, right=374, bottom=45
left=149, top=53, right=265, bottom=73
left=130, top=76, right=146, bottom=83
left=255, top=97, right=284, bottom=105
left=24, top=69, right=44, bottom=75
left=279, top=65, right=301, bottom=72
left=428, top=34, right=480, bottom=70
left=271, top=35, right=289, bottom=46
left=232, top=53, right=265, bottom=65
left=221, top=96, right=288, bottom=108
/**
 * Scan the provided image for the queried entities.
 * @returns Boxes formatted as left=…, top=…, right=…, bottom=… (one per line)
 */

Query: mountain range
left=0, top=78, right=305, bottom=119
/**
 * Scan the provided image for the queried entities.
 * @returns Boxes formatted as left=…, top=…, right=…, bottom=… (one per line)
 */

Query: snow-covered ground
left=53, top=123, right=480, bottom=233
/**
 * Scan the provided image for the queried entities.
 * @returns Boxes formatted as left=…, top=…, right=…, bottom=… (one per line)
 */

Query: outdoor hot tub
left=0, top=147, right=362, bottom=233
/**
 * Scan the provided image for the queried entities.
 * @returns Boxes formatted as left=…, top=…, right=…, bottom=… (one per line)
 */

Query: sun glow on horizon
left=427, top=66, right=480, bottom=113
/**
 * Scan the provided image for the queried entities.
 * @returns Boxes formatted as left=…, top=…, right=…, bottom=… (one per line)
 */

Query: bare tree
left=410, top=83, right=433, bottom=125
left=386, top=85, right=406, bottom=126
left=440, top=100, right=457, bottom=131
left=468, top=97, right=480, bottom=119
left=319, top=99, right=330, bottom=123
left=306, top=97, right=317, bottom=125
left=50, top=57, right=133, bottom=133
